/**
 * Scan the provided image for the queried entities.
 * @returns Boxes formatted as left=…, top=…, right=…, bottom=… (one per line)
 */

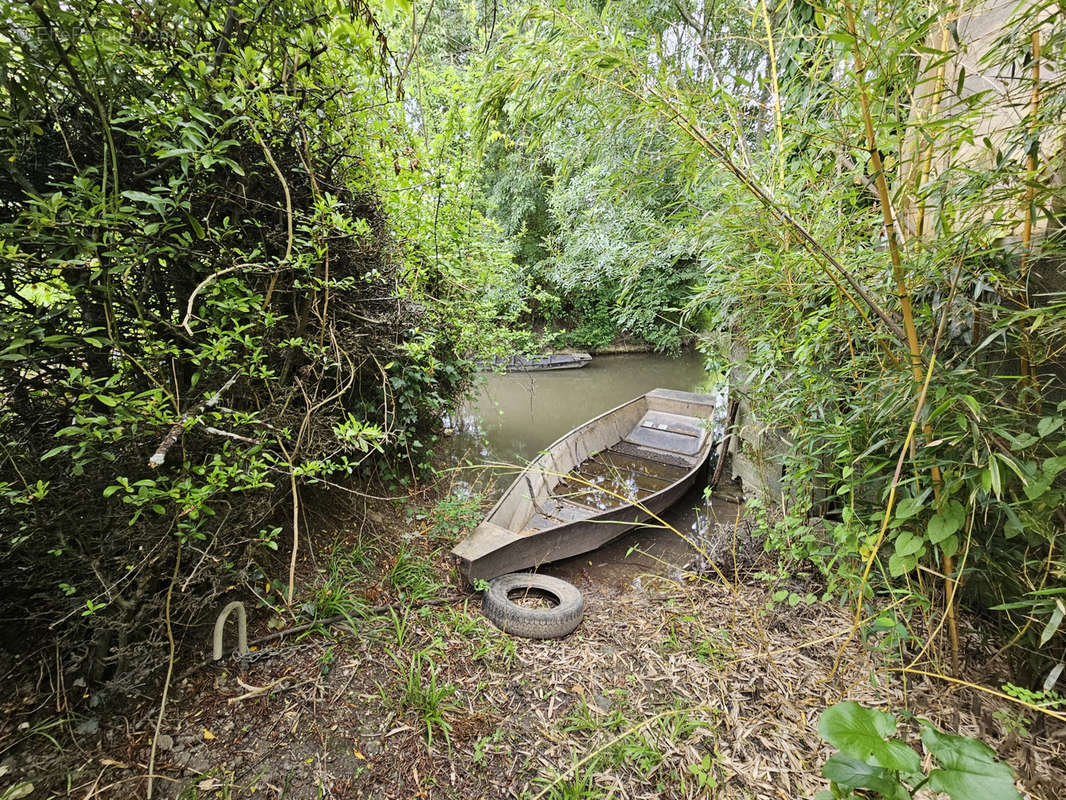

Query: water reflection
left=450, top=350, right=712, bottom=468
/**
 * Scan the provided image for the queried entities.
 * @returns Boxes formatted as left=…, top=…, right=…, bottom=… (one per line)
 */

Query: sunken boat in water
left=478, top=352, right=593, bottom=372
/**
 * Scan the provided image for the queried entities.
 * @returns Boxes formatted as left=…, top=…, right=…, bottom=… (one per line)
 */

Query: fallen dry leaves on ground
left=37, top=570, right=1061, bottom=799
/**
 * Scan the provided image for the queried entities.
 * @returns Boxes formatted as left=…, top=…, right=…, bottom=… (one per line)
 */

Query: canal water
left=446, top=351, right=743, bottom=592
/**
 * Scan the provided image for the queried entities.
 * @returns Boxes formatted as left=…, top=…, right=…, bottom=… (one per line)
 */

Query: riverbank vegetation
left=1, top=0, right=1064, bottom=797
left=479, top=0, right=1066, bottom=683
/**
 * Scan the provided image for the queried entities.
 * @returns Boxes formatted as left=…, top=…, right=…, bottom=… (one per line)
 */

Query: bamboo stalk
left=914, top=15, right=954, bottom=241
left=757, top=0, right=786, bottom=189
left=843, top=0, right=959, bottom=672
left=1018, top=31, right=1042, bottom=391
left=644, top=87, right=908, bottom=345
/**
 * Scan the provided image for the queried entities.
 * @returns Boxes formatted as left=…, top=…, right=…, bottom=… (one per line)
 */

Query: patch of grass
left=660, top=613, right=734, bottom=667
left=531, top=761, right=611, bottom=800
left=683, top=751, right=723, bottom=794
left=0, top=715, right=66, bottom=756
left=431, top=601, right=519, bottom=668
left=472, top=631, right=517, bottom=668
left=387, top=606, right=412, bottom=647
left=693, top=630, right=733, bottom=667
left=318, top=646, right=336, bottom=676
left=472, top=728, right=505, bottom=765
left=605, top=731, right=663, bottom=775
left=175, top=770, right=240, bottom=799
left=308, top=540, right=376, bottom=624
left=559, top=697, right=627, bottom=736
left=387, top=541, right=440, bottom=601
left=653, top=700, right=712, bottom=742
left=387, top=649, right=460, bottom=750
left=545, top=702, right=717, bottom=798
left=1, top=783, right=38, bottom=800
left=435, top=603, right=480, bottom=637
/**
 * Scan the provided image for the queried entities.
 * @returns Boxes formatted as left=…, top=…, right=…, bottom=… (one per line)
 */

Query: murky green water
left=452, top=351, right=712, bottom=467
left=445, top=351, right=744, bottom=590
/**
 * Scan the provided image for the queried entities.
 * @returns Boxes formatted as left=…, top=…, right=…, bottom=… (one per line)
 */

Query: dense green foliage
left=2, top=0, right=1064, bottom=734
left=0, top=0, right=516, bottom=684
left=478, top=0, right=1066, bottom=676
left=817, top=701, right=1021, bottom=800
left=475, top=4, right=711, bottom=351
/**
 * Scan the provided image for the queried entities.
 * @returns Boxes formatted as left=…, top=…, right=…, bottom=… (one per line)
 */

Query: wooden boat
left=452, top=388, right=719, bottom=582
left=478, top=352, right=592, bottom=372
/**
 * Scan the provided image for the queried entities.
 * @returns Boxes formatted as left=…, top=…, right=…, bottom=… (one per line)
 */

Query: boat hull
left=478, top=352, right=593, bottom=372
left=452, top=388, right=719, bottom=582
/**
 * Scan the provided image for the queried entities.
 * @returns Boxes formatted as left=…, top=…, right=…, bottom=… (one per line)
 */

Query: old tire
left=482, top=573, right=584, bottom=640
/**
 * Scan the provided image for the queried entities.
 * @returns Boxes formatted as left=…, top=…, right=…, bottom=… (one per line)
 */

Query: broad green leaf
left=921, top=726, right=1021, bottom=800
left=1011, top=432, right=1039, bottom=449
left=822, top=753, right=908, bottom=800
left=1024, top=479, right=1051, bottom=501
left=121, top=190, right=168, bottom=214
left=1003, top=506, right=1024, bottom=539
left=1043, top=456, right=1066, bottom=480
left=988, top=456, right=1002, bottom=497
left=1037, top=417, right=1064, bottom=439
left=928, top=501, right=964, bottom=543
left=889, top=552, right=918, bottom=577
left=939, top=535, right=960, bottom=560
left=894, top=531, right=924, bottom=557
left=895, top=497, right=922, bottom=520
left=818, top=702, right=921, bottom=772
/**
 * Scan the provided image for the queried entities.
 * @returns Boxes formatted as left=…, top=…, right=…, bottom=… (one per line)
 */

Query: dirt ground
left=3, top=491, right=1066, bottom=800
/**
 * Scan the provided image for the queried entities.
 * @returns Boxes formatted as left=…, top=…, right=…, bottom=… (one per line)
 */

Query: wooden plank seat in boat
left=609, top=442, right=697, bottom=469
left=623, top=424, right=704, bottom=456
left=638, top=410, right=705, bottom=438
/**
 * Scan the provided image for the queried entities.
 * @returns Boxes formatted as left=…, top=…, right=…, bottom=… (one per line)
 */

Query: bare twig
left=146, top=541, right=181, bottom=800
left=148, top=374, right=239, bottom=468
left=252, top=126, right=293, bottom=310
left=395, top=0, right=437, bottom=100
left=227, top=675, right=309, bottom=704
left=181, top=265, right=243, bottom=335
left=201, top=425, right=261, bottom=446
